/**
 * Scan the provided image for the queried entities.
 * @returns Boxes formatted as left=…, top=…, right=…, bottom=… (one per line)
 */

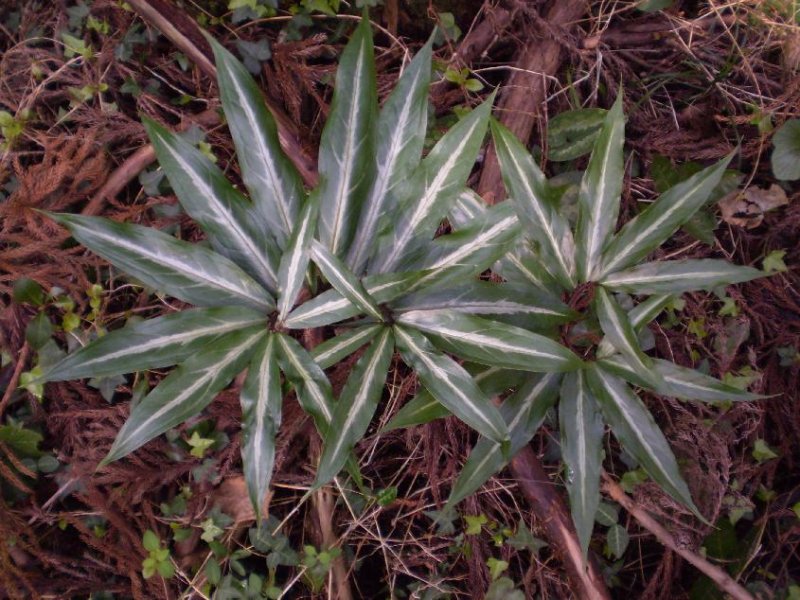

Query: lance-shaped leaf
left=277, top=194, right=319, bottom=321
left=498, top=245, right=562, bottom=292
left=596, top=294, right=672, bottom=360
left=586, top=365, right=703, bottom=519
left=599, top=155, right=732, bottom=277
left=348, top=39, right=433, bottom=273
left=275, top=334, right=335, bottom=433
left=392, top=280, right=575, bottom=329
left=284, top=271, right=424, bottom=329
left=143, top=118, right=280, bottom=293
left=383, top=365, right=526, bottom=432
left=373, top=94, right=495, bottom=272
left=316, top=328, right=393, bottom=486
left=401, top=202, right=522, bottom=292
left=397, top=310, right=583, bottom=373
left=240, top=334, right=282, bottom=519
left=311, top=240, right=383, bottom=321
left=42, top=307, right=265, bottom=382
left=393, top=325, right=509, bottom=445
left=210, top=37, right=303, bottom=248
left=317, top=17, right=377, bottom=256
left=311, top=325, right=382, bottom=369
left=599, top=355, right=763, bottom=403
left=560, top=370, right=604, bottom=558
left=447, top=373, right=560, bottom=507
left=594, top=287, right=661, bottom=387
left=46, top=213, right=275, bottom=312
left=600, top=259, right=763, bottom=295
left=102, top=328, right=263, bottom=464
left=449, top=188, right=487, bottom=228
left=574, top=96, right=625, bottom=282
left=491, top=118, right=576, bottom=288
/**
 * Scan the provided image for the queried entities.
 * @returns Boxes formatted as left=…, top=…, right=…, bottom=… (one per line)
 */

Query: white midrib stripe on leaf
left=313, top=326, right=378, bottom=366
left=123, top=331, right=261, bottom=446
left=574, top=373, right=592, bottom=523
left=82, top=225, right=271, bottom=308
left=505, top=253, right=547, bottom=287
left=599, top=291, right=644, bottom=367
left=501, top=136, right=573, bottom=281
left=605, top=267, right=737, bottom=285
left=602, top=175, right=712, bottom=275
left=312, top=243, right=381, bottom=320
left=395, top=327, right=498, bottom=435
left=596, top=368, right=685, bottom=494
left=324, top=329, right=390, bottom=468
left=76, top=316, right=264, bottom=370
left=401, top=314, right=564, bottom=362
left=381, top=117, right=483, bottom=271
left=350, top=67, right=423, bottom=269
left=278, top=206, right=313, bottom=319
left=252, top=335, right=276, bottom=493
left=162, top=136, right=278, bottom=285
left=329, top=43, right=366, bottom=256
left=427, top=215, right=518, bottom=271
left=286, top=278, right=401, bottom=324
left=225, top=71, right=292, bottom=235
left=277, top=337, right=333, bottom=423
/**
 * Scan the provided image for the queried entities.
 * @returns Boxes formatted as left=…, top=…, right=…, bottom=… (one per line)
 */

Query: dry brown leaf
left=718, top=184, right=789, bottom=228
left=212, top=476, right=271, bottom=524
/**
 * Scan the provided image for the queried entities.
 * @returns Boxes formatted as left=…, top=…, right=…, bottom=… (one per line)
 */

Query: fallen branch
left=602, top=473, right=755, bottom=600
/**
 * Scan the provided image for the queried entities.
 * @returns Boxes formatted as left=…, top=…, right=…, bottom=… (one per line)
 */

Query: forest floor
left=1, top=1, right=799, bottom=598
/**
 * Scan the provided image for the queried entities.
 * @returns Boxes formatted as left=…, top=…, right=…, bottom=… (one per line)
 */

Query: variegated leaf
left=574, top=96, right=625, bottom=282
left=316, top=328, right=393, bottom=485
left=277, top=194, right=319, bottom=321
left=599, top=155, right=733, bottom=277
left=586, top=364, right=703, bottom=519
left=397, top=310, right=583, bottom=373
left=143, top=118, right=280, bottom=293
left=560, top=370, right=604, bottom=558
left=240, top=334, right=282, bottom=519
left=596, top=294, right=672, bottom=359
left=43, top=307, right=265, bottom=381
left=311, top=240, right=383, bottom=321
left=393, top=325, right=509, bottom=444
left=449, top=188, right=487, bottom=228
left=372, top=94, right=495, bottom=272
left=210, top=37, right=303, bottom=248
left=601, top=259, right=763, bottom=295
left=102, top=328, right=263, bottom=464
left=311, top=325, right=382, bottom=369
left=317, top=17, right=377, bottom=256
left=491, top=118, right=576, bottom=288
left=46, top=213, right=275, bottom=312
left=447, top=373, right=560, bottom=507
left=348, top=39, right=433, bottom=273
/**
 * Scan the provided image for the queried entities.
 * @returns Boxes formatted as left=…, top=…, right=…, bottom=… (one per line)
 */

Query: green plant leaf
left=102, top=328, right=263, bottom=464
left=547, top=108, right=608, bottom=162
left=397, top=310, right=582, bottom=373
left=599, top=355, right=763, bottom=403
left=316, top=327, right=393, bottom=485
left=575, top=96, right=625, bottom=282
left=586, top=365, right=702, bottom=519
left=606, top=523, right=629, bottom=559
left=595, top=294, right=672, bottom=359
left=42, top=307, right=265, bottom=381
left=317, top=17, right=377, bottom=256
left=275, top=334, right=335, bottom=432
left=491, top=119, right=577, bottom=288
left=373, top=94, right=495, bottom=272
left=560, top=370, right=604, bottom=558
left=310, top=240, right=383, bottom=321
left=277, top=193, right=319, bottom=321
left=447, top=373, right=560, bottom=507
left=600, top=259, right=763, bottom=294
left=240, top=334, right=282, bottom=519
left=143, top=118, right=280, bottom=293
left=311, top=324, right=382, bottom=369
left=595, top=287, right=660, bottom=387
left=283, top=271, right=424, bottom=328
left=771, top=119, right=800, bottom=181
left=46, top=213, right=275, bottom=312
left=599, top=155, right=732, bottom=276
left=209, top=36, right=303, bottom=247
left=348, top=39, right=432, bottom=273
left=393, top=325, right=509, bottom=445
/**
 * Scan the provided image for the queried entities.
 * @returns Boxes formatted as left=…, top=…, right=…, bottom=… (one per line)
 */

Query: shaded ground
left=1, top=0, right=799, bottom=598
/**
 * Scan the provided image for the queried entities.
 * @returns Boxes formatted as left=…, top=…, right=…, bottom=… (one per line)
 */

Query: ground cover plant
left=1, top=1, right=799, bottom=598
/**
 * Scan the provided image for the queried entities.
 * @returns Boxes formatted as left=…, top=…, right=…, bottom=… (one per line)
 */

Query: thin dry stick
left=0, top=342, right=30, bottom=417
left=602, top=473, right=755, bottom=600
